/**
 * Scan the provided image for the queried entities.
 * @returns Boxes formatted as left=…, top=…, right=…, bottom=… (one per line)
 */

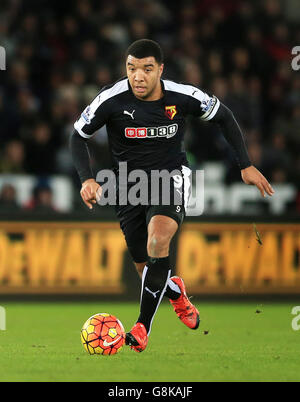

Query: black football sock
left=137, top=263, right=181, bottom=300
left=164, top=278, right=181, bottom=300
left=137, top=256, right=171, bottom=334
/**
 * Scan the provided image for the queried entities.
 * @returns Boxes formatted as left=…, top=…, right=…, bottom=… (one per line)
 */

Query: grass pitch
left=0, top=300, right=299, bottom=382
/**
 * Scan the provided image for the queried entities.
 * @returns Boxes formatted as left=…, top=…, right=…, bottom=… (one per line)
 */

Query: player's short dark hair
left=125, top=39, right=164, bottom=65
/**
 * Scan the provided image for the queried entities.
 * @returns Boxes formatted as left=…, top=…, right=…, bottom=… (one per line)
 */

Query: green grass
left=0, top=300, right=299, bottom=382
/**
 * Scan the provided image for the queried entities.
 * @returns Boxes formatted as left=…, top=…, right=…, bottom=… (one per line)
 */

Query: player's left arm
left=186, top=86, right=274, bottom=197
left=211, top=102, right=274, bottom=198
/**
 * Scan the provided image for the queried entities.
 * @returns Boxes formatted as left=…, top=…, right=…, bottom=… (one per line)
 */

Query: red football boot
left=125, top=322, right=148, bottom=352
left=169, top=276, right=200, bottom=329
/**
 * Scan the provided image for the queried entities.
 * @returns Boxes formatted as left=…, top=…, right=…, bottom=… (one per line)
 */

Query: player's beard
left=136, top=88, right=152, bottom=100
left=134, top=81, right=160, bottom=101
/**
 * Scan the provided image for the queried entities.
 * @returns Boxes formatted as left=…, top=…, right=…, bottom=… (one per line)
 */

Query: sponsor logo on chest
left=125, top=124, right=178, bottom=139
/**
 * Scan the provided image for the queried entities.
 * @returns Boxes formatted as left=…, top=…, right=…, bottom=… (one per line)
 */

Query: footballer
left=70, top=39, right=274, bottom=352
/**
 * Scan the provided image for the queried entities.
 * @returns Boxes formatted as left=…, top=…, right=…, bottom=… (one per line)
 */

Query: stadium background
left=0, top=0, right=299, bottom=298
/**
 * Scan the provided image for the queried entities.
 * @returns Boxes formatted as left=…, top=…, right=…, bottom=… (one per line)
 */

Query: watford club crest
left=165, top=105, right=177, bottom=120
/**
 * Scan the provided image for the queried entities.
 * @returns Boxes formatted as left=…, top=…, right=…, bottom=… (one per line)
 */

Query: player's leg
left=115, top=203, right=153, bottom=351
left=127, top=214, right=178, bottom=352
left=134, top=262, right=181, bottom=300
left=137, top=213, right=199, bottom=331
left=115, top=203, right=149, bottom=264
left=145, top=167, right=200, bottom=331
left=136, top=215, right=178, bottom=330
left=134, top=262, right=145, bottom=276
left=126, top=167, right=199, bottom=351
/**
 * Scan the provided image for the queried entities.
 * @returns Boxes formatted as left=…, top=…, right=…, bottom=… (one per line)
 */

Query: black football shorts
left=114, top=166, right=191, bottom=263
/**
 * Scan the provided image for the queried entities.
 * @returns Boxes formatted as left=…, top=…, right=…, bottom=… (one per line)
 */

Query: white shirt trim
left=163, top=80, right=220, bottom=121
left=74, top=79, right=129, bottom=138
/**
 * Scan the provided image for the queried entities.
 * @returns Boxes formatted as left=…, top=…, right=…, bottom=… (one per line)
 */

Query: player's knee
left=147, top=233, right=171, bottom=257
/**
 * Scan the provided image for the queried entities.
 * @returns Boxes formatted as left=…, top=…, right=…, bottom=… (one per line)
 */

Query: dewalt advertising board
left=0, top=222, right=299, bottom=295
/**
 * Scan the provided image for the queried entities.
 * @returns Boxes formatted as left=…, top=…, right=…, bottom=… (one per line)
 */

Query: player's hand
left=80, top=179, right=102, bottom=209
left=241, top=165, right=275, bottom=198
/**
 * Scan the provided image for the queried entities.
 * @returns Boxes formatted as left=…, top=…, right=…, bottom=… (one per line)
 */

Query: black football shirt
left=74, top=77, right=220, bottom=172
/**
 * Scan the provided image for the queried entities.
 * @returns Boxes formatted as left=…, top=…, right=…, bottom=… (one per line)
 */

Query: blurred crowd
left=0, top=0, right=299, bottom=213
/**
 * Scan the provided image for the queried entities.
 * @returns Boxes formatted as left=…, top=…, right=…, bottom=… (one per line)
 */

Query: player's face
left=126, top=55, right=164, bottom=101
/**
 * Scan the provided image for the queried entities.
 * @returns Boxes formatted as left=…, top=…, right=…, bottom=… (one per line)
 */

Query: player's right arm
left=70, top=131, right=102, bottom=209
left=70, top=91, right=109, bottom=209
